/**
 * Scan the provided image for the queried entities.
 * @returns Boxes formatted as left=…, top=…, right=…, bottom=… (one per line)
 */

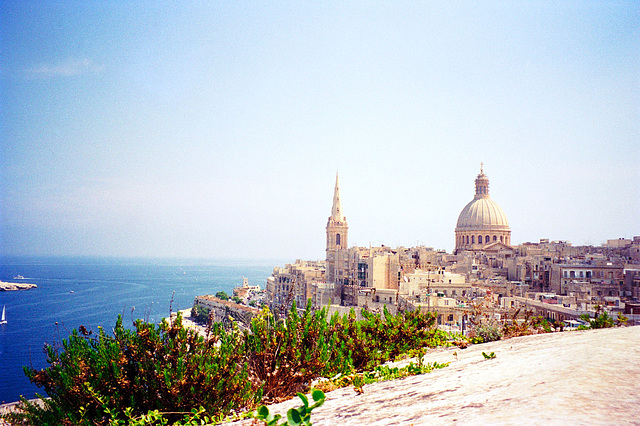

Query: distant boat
left=0, top=306, right=6, bottom=325
left=13, top=275, right=25, bottom=280
left=70, top=290, right=74, bottom=293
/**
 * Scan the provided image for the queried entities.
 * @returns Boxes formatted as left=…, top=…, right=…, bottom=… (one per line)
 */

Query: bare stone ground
left=256, top=326, right=640, bottom=425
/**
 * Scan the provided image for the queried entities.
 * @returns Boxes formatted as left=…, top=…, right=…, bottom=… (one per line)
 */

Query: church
left=454, top=164, right=511, bottom=253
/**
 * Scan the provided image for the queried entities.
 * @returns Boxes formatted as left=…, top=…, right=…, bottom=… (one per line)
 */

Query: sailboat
left=0, top=306, right=7, bottom=325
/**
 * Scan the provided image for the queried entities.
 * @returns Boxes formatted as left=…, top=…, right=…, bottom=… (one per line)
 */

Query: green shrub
left=12, top=314, right=252, bottom=425
left=8, top=302, right=446, bottom=425
left=191, top=304, right=210, bottom=324
left=244, top=302, right=335, bottom=401
left=475, top=321, right=502, bottom=342
left=580, top=311, right=614, bottom=329
left=215, top=291, right=229, bottom=301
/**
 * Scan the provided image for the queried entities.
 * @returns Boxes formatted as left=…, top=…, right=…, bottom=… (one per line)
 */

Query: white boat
left=0, top=306, right=6, bottom=325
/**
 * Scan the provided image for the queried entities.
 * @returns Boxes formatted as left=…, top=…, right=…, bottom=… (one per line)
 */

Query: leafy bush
left=326, top=306, right=444, bottom=373
left=6, top=302, right=445, bottom=425
left=215, top=291, right=229, bottom=300
left=190, top=304, right=210, bottom=324
left=475, top=321, right=502, bottom=342
left=244, top=302, right=335, bottom=401
left=580, top=311, right=614, bottom=329
left=10, top=315, right=252, bottom=425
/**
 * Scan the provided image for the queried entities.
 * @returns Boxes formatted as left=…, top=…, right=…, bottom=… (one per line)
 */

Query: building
left=549, top=263, right=625, bottom=306
left=325, top=172, right=349, bottom=292
left=455, top=164, right=511, bottom=252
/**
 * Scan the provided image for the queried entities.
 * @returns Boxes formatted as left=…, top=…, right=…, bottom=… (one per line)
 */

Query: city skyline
left=1, top=2, right=638, bottom=260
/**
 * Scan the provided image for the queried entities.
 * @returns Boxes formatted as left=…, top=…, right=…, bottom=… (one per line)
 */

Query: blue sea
left=0, top=256, right=278, bottom=404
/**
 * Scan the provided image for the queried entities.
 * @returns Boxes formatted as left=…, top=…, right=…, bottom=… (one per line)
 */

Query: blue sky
left=1, top=1, right=638, bottom=260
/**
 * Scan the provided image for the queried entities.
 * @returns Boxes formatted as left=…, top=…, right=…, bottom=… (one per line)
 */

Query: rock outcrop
left=0, top=281, right=37, bottom=291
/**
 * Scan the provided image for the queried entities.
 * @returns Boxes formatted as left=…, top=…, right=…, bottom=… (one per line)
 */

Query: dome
left=454, top=165, right=512, bottom=252
left=456, top=197, right=510, bottom=230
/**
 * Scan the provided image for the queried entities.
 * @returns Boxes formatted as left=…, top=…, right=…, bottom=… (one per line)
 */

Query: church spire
left=331, top=172, right=344, bottom=222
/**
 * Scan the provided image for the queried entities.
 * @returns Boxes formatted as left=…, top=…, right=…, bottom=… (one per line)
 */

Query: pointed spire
left=331, top=172, right=344, bottom=221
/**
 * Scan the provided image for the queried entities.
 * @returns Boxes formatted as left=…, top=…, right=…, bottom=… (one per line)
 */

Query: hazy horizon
left=2, top=2, right=638, bottom=260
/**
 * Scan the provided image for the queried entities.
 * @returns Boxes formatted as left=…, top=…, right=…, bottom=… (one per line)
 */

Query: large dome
left=455, top=165, right=511, bottom=251
left=456, top=197, right=509, bottom=230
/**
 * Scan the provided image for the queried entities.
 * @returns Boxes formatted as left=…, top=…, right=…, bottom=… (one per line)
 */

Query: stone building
left=266, top=260, right=325, bottom=311
left=325, top=173, right=349, bottom=294
left=455, top=165, right=511, bottom=252
left=549, top=263, right=625, bottom=305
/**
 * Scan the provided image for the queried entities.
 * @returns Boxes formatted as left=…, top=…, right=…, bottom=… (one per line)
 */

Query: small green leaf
left=256, top=405, right=270, bottom=419
left=297, top=392, right=309, bottom=408
left=311, top=389, right=325, bottom=402
left=287, top=408, right=302, bottom=425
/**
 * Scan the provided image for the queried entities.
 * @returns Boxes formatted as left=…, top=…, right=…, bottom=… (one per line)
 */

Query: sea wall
left=193, top=295, right=259, bottom=329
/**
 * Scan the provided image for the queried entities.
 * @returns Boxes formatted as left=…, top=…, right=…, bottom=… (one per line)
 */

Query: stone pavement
left=258, top=326, right=640, bottom=425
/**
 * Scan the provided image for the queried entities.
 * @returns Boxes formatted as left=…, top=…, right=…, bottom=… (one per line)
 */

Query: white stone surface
left=257, top=326, right=640, bottom=425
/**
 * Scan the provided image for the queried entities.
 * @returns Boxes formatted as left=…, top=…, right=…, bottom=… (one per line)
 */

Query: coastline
left=0, top=281, right=37, bottom=291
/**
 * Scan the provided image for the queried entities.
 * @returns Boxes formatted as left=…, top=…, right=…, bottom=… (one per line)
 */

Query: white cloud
left=27, top=58, right=104, bottom=78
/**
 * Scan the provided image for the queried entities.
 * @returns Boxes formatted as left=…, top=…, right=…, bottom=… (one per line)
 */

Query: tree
left=215, top=291, right=229, bottom=301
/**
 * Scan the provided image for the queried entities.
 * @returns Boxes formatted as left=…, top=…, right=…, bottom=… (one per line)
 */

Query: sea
left=0, top=256, right=279, bottom=404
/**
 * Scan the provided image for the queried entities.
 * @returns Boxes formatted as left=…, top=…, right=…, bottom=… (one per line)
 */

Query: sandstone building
left=455, top=165, right=511, bottom=252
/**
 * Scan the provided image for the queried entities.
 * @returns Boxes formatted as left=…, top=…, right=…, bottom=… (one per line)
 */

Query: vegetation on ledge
left=3, top=302, right=449, bottom=425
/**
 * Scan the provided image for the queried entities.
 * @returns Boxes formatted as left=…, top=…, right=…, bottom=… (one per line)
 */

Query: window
left=485, top=235, right=490, bottom=243
left=471, top=236, right=475, bottom=243
left=500, top=236, right=504, bottom=242
left=478, top=235, right=482, bottom=244
left=493, top=235, right=497, bottom=241
left=336, top=233, right=341, bottom=246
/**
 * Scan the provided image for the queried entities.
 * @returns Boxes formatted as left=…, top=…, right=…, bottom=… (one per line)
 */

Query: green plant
left=6, top=301, right=452, bottom=425
left=482, top=351, right=496, bottom=359
left=316, top=359, right=449, bottom=393
left=11, top=314, right=252, bottom=425
left=616, top=312, right=628, bottom=326
left=191, top=304, right=211, bottom=324
left=580, top=311, right=615, bottom=329
left=244, top=302, right=335, bottom=401
left=475, top=321, right=502, bottom=342
left=254, top=389, right=325, bottom=426
left=215, top=291, right=229, bottom=301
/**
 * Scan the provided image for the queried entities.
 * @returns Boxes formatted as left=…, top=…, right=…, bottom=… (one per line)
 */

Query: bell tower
left=326, top=172, right=348, bottom=284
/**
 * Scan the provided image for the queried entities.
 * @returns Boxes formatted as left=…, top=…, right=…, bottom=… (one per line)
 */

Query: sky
left=1, top=1, right=639, bottom=261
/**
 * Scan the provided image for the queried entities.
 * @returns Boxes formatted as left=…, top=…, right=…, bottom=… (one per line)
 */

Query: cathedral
left=454, top=164, right=511, bottom=253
